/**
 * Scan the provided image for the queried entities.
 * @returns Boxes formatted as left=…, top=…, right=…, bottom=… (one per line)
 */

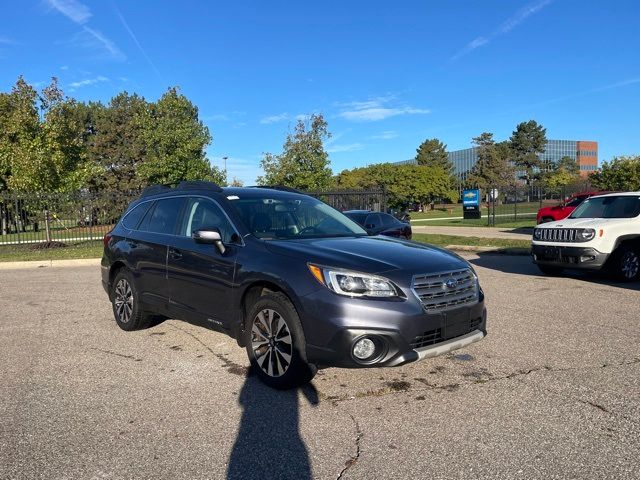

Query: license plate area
left=543, top=246, right=561, bottom=259
left=442, top=310, right=472, bottom=340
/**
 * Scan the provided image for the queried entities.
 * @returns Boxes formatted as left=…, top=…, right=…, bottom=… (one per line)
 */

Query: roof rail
left=175, top=180, right=223, bottom=193
left=249, top=185, right=303, bottom=194
left=140, top=185, right=171, bottom=197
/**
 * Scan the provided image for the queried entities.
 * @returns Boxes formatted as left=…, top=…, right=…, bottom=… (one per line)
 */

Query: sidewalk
left=412, top=225, right=533, bottom=240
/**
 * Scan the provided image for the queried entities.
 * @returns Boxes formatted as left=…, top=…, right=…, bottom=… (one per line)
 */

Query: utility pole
left=222, top=156, right=228, bottom=176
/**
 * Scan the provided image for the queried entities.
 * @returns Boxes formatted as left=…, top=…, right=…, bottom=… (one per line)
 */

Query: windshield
left=229, top=195, right=368, bottom=239
left=569, top=195, right=640, bottom=219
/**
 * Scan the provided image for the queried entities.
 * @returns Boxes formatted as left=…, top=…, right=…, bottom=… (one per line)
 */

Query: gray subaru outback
left=102, top=181, right=487, bottom=389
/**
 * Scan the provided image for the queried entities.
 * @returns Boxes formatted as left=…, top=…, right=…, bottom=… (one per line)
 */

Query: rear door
left=131, top=197, right=186, bottom=308
left=167, top=196, right=239, bottom=328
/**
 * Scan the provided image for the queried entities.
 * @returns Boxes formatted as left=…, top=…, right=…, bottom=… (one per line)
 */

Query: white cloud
left=68, top=75, right=108, bottom=89
left=260, top=113, right=289, bottom=124
left=45, top=0, right=91, bottom=24
left=338, top=96, right=430, bottom=122
left=450, top=0, right=553, bottom=62
left=81, top=26, right=125, bottom=60
left=327, top=143, right=365, bottom=153
left=371, top=130, right=398, bottom=140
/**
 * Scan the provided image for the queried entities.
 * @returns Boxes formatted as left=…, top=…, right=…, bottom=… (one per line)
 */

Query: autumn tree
left=257, top=114, right=333, bottom=190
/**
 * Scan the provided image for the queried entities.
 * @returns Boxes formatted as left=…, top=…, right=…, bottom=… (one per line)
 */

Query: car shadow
left=226, top=368, right=319, bottom=480
left=469, top=252, right=640, bottom=292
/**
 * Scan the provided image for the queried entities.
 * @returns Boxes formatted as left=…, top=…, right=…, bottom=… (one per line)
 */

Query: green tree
left=1, top=77, right=92, bottom=193
left=541, top=156, right=580, bottom=189
left=229, top=176, right=244, bottom=187
left=466, top=132, right=516, bottom=189
left=257, top=113, right=333, bottom=190
left=415, top=138, right=452, bottom=175
left=136, top=87, right=220, bottom=186
left=509, top=120, right=547, bottom=184
left=590, top=156, right=640, bottom=191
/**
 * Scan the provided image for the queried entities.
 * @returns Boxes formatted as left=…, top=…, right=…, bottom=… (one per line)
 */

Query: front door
left=167, top=197, right=240, bottom=328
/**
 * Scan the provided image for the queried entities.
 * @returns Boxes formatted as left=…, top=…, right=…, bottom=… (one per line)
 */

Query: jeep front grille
left=412, top=268, right=478, bottom=312
left=536, top=228, right=589, bottom=242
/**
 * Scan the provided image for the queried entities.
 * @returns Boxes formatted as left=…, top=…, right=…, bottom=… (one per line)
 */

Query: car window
left=180, top=198, right=236, bottom=244
left=121, top=202, right=152, bottom=229
left=570, top=196, right=640, bottom=219
left=141, top=198, right=185, bottom=235
left=565, top=196, right=586, bottom=207
left=345, top=212, right=367, bottom=225
left=364, top=214, right=383, bottom=229
left=380, top=213, right=398, bottom=228
left=229, top=195, right=366, bottom=239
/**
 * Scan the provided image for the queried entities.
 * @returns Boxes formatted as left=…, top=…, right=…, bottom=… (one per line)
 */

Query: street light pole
left=222, top=156, right=228, bottom=175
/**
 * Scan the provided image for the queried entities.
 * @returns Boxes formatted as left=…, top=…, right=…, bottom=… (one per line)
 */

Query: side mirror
left=193, top=229, right=226, bottom=254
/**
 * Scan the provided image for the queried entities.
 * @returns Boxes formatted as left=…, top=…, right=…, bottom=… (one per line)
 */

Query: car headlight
left=307, top=264, right=401, bottom=298
left=533, top=228, right=543, bottom=240
left=580, top=228, right=595, bottom=241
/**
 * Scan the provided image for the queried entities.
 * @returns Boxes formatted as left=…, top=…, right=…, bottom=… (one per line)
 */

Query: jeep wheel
left=111, top=269, right=153, bottom=331
left=537, top=264, right=564, bottom=275
left=611, top=245, right=640, bottom=282
left=246, top=292, right=316, bottom=389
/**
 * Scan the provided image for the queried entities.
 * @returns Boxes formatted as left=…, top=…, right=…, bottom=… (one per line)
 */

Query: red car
left=536, top=191, right=607, bottom=224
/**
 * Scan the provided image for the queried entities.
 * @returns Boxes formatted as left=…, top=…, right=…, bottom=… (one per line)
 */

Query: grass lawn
left=0, top=240, right=103, bottom=262
left=412, top=233, right=531, bottom=250
left=414, top=217, right=536, bottom=229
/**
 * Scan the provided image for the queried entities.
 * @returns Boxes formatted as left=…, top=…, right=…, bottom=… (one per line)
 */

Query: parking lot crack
left=336, top=413, right=362, bottom=480
left=90, top=347, right=142, bottom=362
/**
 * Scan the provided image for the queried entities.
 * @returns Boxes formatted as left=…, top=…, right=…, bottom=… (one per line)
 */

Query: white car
left=531, top=192, right=640, bottom=281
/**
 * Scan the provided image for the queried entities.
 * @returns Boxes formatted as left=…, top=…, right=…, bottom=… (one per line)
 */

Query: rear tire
left=537, top=264, right=564, bottom=275
left=111, top=269, right=153, bottom=331
left=245, top=292, right=316, bottom=389
left=608, top=245, right=640, bottom=282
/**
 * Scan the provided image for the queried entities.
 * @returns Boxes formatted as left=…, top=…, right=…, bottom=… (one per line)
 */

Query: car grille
left=410, top=316, right=483, bottom=349
left=412, top=269, right=478, bottom=312
left=537, top=228, right=580, bottom=242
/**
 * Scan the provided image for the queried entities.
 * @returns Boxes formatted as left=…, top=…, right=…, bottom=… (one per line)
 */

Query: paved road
left=413, top=225, right=533, bottom=240
left=1, top=257, right=639, bottom=479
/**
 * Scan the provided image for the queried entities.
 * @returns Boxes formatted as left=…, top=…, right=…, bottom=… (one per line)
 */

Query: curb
left=0, top=258, right=102, bottom=270
left=447, top=245, right=531, bottom=256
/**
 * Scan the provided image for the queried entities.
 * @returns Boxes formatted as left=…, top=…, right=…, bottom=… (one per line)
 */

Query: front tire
left=111, top=269, right=153, bottom=331
left=537, top=264, right=564, bottom=275
left=609, top=245, right=640, bottom=282
left=245, top=292, right=316, bottom=389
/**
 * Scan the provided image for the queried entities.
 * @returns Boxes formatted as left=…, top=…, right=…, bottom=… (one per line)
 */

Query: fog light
left=353, top=338, right=376, bottom=360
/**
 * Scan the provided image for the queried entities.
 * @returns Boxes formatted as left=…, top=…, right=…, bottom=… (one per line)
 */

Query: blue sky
left=2, top=0, right=639, bottom=184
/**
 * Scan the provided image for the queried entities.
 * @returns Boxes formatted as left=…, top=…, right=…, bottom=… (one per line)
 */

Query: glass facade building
left=394, top=139, right=598, bottom=182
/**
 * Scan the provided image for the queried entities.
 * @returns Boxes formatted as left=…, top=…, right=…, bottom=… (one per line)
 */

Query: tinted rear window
left=121, top=202, right=152, bottom=229
left=142, top=198, right=185, bottom=234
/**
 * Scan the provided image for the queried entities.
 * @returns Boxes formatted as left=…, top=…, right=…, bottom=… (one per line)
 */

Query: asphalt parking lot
left=1, top=255, right=639, bottom=480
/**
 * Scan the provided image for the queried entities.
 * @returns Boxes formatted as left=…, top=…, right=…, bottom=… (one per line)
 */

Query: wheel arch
left=234, top=279, right=302, bottom=347
left=613, top=234, right=640, bottom=252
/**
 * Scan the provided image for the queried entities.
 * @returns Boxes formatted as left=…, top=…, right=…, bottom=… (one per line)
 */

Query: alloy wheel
left=114, top=279, right=134, bottom=323
left=251, top=309, right=293, bottom=377
left=621, top=250, right=639, bottom=279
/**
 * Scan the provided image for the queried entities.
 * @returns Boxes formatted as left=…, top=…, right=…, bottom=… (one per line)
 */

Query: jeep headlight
left=533, top=228, right=543, bottom=240
left=308, top=264, right=401, bottom=298
left=580, top=228, right=595, bottom=241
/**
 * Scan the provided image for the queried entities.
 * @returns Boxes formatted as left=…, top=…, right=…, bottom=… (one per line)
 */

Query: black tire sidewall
left=111, top=269, right=146, bottom=331
left=245, top=292, right=315, bottom=389
left=612, top=246, right=640, bottom=282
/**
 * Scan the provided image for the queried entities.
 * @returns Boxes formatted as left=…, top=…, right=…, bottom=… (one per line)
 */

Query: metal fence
left=485, top=182, right=593, bottom=226
left=0, top=191, right=137, bottom=247
left=0, top=188, right=387, bottom=248
left=307, top=189, right=387, bottom=213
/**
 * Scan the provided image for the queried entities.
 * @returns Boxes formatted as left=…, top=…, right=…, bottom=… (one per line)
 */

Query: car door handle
left=169, top=248, right=182, bottom=260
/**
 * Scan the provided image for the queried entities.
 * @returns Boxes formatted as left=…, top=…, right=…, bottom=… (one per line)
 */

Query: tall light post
left=222, top=156, right=228, bottom=175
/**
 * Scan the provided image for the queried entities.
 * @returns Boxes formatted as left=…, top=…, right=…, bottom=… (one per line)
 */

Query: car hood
left=264, top=235, right=469, bottom=276
left=540, top=218, right=627, bottom=228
